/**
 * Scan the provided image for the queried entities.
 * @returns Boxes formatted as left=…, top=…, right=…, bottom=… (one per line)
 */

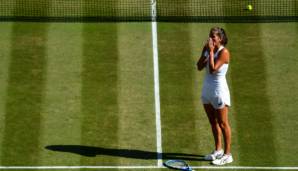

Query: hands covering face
left=207, top=38, right=215, bottom=51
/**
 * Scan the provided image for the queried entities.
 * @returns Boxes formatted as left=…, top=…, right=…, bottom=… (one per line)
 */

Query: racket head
left=163, top=160, right=192, bottom=171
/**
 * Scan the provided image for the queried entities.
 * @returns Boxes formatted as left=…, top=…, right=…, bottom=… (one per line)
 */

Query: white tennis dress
left=201, top=45, right=230, bottom=109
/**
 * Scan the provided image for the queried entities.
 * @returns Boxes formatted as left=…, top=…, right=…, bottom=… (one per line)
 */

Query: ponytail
left=220, top=28, right=228, bottom=46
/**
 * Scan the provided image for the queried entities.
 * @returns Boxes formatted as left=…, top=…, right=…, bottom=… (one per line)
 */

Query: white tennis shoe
left=204, top=149, right=224, bottom=161
left=212, top=154, right=233, bottom=165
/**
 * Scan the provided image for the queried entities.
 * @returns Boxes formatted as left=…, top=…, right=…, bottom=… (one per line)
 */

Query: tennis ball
left=247, top=4, right=253, bottom=11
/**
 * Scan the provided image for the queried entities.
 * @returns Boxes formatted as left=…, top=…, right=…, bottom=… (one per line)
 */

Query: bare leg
left=204, top=104, right=222, bottom=151
left=216, top=106, right=231, bottom=154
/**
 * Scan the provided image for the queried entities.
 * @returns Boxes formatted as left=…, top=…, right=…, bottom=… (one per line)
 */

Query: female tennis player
left=196, top=27, right=233, bottom=165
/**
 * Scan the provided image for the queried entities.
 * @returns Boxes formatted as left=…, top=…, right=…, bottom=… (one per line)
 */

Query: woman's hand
left=208, top=38, right=215, bottom=52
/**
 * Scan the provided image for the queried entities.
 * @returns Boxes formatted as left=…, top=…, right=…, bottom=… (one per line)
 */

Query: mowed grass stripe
left=0, top=23, right=13, bottom=161
left=158, top=23, right=200, bottom=160
left=227, top=24, right=276, bottom=166
left=260, top=23, right=298, bottom=166
left=80, top=23, right=119, bottom=165
left=0, top=23, right=13, bottom=162
left=40, top=23, right=84, bottom=165
left=1, top=22, right=48, bottom=165
left=117, top=23, right=156, bottom=165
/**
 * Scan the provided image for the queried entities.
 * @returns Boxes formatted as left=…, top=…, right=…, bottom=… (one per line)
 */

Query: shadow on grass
left=45, top=145, right=205, bottom=161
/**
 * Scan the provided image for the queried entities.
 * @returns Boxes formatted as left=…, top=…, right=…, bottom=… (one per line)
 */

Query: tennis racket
left=163, top=160, right=193, bottom=171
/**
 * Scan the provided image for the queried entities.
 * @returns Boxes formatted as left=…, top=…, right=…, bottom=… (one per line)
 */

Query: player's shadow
left=45, top=145, right=205, bottom=161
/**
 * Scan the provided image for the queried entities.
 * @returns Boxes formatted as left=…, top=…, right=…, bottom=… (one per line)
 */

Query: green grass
left=226, top=23, right=298, bottom=166
left=0, top=21, right=298, bottom=171
left=0, top=22, right=156, bottom=167
left=258, top=23, right=298, bottom=166
left=1, top=23, right=48, bottom=165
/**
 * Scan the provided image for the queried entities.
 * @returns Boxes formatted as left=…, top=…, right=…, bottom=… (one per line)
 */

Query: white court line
left=151, top=0, right=163, bottom=168
left=192, top=166, right=298, bottom=170
left=0, top=166, right=159, bottom=170
left=0, top=166, right=298, bottom=170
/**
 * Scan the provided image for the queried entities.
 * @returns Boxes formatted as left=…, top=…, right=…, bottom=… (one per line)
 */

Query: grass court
left=0, top=21, right=298, bottom=171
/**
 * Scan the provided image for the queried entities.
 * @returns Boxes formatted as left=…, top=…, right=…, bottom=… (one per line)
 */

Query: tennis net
left=0, top=0, right=297, bottom=22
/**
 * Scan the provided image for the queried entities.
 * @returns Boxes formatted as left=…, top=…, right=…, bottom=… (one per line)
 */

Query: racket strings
left=164, top=160, right=191, bottom=170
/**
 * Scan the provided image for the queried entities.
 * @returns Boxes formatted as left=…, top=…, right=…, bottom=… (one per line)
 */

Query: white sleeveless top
left=201, top=45, right=230, bottom=106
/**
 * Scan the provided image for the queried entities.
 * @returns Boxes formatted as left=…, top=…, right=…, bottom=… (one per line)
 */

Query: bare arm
left=197, top=46, right=208, bottom=71
left=208, top=48, right=230, bottom=74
